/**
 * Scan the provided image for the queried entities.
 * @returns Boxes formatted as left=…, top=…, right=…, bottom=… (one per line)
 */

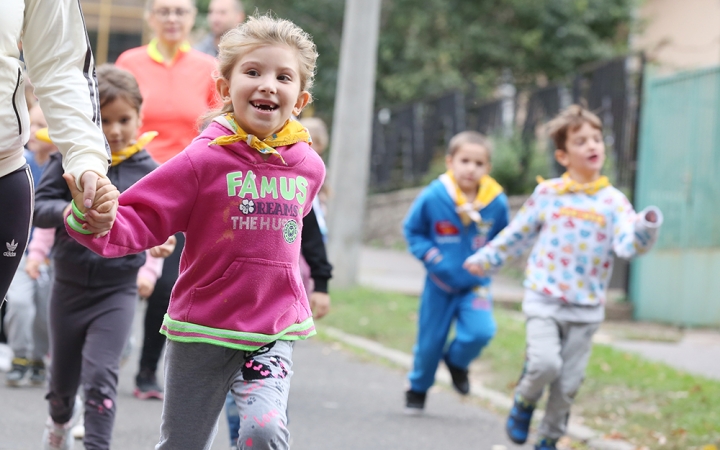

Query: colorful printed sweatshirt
left=404, top=174, right=509, bottom=294
left=66, top=121, right=326, bottom=351
left=465, top=177, right=662, bottom=312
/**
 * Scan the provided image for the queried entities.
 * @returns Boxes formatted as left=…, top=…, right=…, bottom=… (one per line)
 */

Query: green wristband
left=71, top=199, right=86, bottom=222
left=67, top=213, right=93, bottom=235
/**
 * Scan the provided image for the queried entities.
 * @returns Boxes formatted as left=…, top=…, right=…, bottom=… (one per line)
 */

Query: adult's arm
left=22, top=0, right=109, bottom=190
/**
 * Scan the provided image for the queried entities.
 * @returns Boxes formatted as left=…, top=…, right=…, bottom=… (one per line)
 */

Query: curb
left=323, top=326, right=636, bottom=450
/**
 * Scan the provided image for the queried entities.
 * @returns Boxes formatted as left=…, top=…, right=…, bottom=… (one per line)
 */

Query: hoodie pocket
left=188, top=257, right=305, bottom=333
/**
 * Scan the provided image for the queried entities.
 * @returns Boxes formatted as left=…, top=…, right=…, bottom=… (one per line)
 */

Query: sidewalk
left=358, top=246, right=720, bottom=381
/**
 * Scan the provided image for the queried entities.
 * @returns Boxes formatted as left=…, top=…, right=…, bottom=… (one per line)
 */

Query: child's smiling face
left=555, top=122, right=605, bottom=183
left=217, top=44, right=310, bottom=139
left=445, top=142, right=491, bottom=195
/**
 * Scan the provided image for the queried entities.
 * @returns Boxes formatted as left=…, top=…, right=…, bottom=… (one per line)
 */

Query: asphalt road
left=0, top=304, right=528, bottom=450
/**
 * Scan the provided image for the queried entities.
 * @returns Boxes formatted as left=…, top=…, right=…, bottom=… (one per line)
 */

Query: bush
left=491, top=133, right=552, bottom=195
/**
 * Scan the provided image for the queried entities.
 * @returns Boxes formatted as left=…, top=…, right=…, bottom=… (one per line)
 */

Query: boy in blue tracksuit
left=403, top=131, right=509, bottom=413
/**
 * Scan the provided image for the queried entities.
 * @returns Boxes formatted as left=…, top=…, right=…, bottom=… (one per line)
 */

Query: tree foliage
left=196, top=0, right=634, bottom=123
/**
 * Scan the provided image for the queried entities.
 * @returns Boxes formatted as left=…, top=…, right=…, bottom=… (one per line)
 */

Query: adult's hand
left=80, top=171, right=102, bottom=209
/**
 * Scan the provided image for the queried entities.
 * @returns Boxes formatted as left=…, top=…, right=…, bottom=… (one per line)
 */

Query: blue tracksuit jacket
left=404, top=177, right=509, bottom=292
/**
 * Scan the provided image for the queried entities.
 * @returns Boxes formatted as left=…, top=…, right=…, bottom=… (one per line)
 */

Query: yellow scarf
left=445, top=171, right=504, bottom=226
left=536, top=172, right=611, bottom=195
left=111, top=131, right=158, bottom=166
left=208, top=113, right=311, bottom=165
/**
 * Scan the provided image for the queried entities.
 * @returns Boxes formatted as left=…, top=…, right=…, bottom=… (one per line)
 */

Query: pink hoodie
left=66, top=121, right=326, bottom=351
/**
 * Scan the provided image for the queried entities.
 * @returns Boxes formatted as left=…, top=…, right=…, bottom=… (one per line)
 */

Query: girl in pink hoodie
left=64, top=16, right=325, bottom=450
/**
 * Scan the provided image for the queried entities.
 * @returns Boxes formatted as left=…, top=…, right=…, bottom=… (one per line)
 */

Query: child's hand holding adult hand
left=63, top=173, right=119, bottom=237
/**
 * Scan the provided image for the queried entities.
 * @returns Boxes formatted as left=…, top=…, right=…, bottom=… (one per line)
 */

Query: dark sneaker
left=404, top=389, right=426, bottom=415
left=506, top=393, right=536, bottom=444
left=535, top=437, right=558, bottom=450
left=29, top=360, right=47, bottom=386
left=444, top=356, right=470, bottom=395
left=134, top=369, right=163, bottom=400
left=6, top=357, right=29, bottom=387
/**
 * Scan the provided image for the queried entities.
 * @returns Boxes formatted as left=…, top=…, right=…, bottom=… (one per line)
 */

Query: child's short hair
left=447, top=131, right=493, bottom=160
left=96, top=64, right=143, bottom=112
left=300, top=117, right=328, bottom=152
left=213, top=14, right=318, bottom=118
left=547, top=105, right=602, bottom=151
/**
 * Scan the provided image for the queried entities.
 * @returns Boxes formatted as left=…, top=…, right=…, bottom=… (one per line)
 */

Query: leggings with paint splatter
left=47, top=270, right=137, bottom=449
left=157, top=340, right=293, bottom=450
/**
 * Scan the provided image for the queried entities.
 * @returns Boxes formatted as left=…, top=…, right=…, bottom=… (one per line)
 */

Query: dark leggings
left=0, top=165, right=33, bottom=302
left=138, top=233, right=184, bottom=374
left=47, top=274, right=137, bottom=449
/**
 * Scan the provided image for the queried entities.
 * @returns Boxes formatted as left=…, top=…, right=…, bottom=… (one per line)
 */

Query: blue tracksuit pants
left=408, top=279, right=496, bottom=393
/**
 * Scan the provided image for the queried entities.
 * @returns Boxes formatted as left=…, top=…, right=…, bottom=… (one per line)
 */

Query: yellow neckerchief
left=111, top=132, right=158, bottom=166
left=36, top=127, right=52, bottom=143
left=536, top=172, right=611, bottom=195
left=208, top=113, right=311, bottom=165
left=443, top=170, right=504, bottom=226
left=147, top=38, right=191, bottom=64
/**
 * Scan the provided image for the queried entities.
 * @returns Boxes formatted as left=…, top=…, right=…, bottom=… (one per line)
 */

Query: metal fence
left=369, top=55, right=645, bottom=193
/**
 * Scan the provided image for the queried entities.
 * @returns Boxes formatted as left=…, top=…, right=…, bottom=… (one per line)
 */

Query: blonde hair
left=547, top=104, right=602, bottom=151
left=447, top=131, right=493, bottom=160
left=209, top=14, right=318, bottom=119
left=300, top=116, right=329, bottom=153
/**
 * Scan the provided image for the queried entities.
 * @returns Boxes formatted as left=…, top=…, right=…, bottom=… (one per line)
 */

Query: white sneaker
left=42, top=396, right=81, bottom=450
left=71, top=414, right=84, bottom=440
left=42, top=419, right=75, bottom=450
left=0, top=343, right=12, bottom=372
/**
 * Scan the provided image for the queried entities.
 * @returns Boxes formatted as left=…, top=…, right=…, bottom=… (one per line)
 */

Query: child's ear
left=445, top=154, right=453, bottom=171
left=554, top=149, right=569, bottom=168
left=216, top=78, right=232, bottom=105
left=292, top=91, right=311, bottom=116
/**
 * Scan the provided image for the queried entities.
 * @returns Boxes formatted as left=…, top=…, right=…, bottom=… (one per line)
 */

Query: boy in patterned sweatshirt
left=403, top=131, right=509, bottom=413
left=464, top=105, right=663, bottom=450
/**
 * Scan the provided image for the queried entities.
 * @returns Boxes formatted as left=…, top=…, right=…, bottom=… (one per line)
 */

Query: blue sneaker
left=535, top=437, right=558, bottom=450
left=505, top=394, right=535, bottom=444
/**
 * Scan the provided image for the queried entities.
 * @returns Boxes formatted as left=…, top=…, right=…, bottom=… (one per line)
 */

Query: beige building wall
left=634, top=0, right=720, bottom=70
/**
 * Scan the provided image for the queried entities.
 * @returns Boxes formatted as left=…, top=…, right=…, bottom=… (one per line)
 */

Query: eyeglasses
left=152, top=8, right=192, bottom=20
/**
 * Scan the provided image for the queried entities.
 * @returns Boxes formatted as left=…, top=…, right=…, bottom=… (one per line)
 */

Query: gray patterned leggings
left=156, top=340, right=293, bottom=450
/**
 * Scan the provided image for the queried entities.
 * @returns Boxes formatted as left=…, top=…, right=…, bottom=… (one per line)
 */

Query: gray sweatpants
left=156, top=340, right=293, bottom=450
left=516, top=316, right=600, bottom=440
left=4, top=255, right=51, bottom=361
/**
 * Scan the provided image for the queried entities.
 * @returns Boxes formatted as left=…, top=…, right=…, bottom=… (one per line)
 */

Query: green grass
left=322, top=286, right=720, bottom=450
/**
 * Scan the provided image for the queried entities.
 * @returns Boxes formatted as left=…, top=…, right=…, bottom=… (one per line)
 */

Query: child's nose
left=258, top=77, right=277, bottom=94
